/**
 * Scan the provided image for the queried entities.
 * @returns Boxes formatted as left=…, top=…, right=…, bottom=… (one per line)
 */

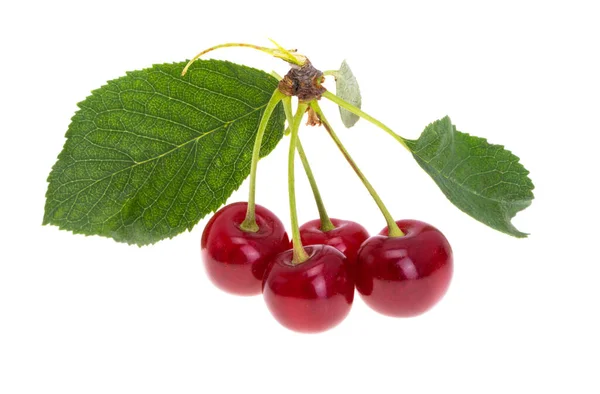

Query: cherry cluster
left=201, top=202, right=453, bottom=333
left=188, top=43, right=454, bottom=333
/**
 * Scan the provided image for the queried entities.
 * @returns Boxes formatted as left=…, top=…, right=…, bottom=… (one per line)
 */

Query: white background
left=1, top=1, right=599, bottom=393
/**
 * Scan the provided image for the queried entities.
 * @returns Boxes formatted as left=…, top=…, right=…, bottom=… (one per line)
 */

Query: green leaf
left=405, top=117, right=534, bottom=237
left=335, top=60, right=362, bottom=128
left=44, top=59, right=285, bottom=245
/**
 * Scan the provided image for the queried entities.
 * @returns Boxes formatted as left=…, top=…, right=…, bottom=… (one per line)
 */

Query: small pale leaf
left=336, top=60, right=362, bottom=128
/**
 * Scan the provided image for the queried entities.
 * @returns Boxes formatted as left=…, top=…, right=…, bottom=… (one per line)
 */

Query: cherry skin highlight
left=201, top=202, right=290, bottom=296
left=299, top=218, right=369, bottom=268
left=262, top=245, right=354, bottom=333
left=356, top=220, right=453, bottom=317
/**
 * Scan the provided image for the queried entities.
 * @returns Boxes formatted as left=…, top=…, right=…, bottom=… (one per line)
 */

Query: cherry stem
left=296, top=139, right=336, bottom=232
left=182, top=42, right=304, bottom=76
left=322, top=91, right=410, bottom=151
left=282, top=97, right=335, bottom=232
left=240, top=89, right=285, bottom=233
left=288, top=102, right=310, bottom=264
left=281, top=90, right=293, bottom=135
left=310, top=102, right=405, bottom=238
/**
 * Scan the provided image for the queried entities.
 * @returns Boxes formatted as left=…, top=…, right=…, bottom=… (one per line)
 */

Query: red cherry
left=201, top=202, right=290, bottom=296
left=356, top=220, right=453, bottom=317
left=262, top=245, right=354, bottom=333
left=299, top=218, right=369, bottom=268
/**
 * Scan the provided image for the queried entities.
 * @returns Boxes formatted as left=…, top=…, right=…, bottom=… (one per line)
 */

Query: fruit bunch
left=202, top=202, right=453, bottom=333
left=198, top=45, right=453, bottom=333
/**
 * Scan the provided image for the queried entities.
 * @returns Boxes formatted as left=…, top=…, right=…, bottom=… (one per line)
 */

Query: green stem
left=282, top=97, right=335, bottom=232
left=289, top=102, right=310, bottom=263
left=296, top=138, right=336, bottom=232
left=282, top=95, right=293, bottom=136
left=323, top=70, right=340, bottom=78
left=310, top=102, right=404, bottom=238
left=240, top=89, right=285, bottom=232
left=322, top=90, right=410, bottom=151
left=182, top=42, right=303, bottom=76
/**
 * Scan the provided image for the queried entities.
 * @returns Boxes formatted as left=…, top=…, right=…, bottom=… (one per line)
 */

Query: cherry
left=299, top=218, right=369, bottom=268
left=355, top=220, right=453, bottom=317
left=262, top=245, right=354, bottom=333
left=201, top=202, right=290, bottom=296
